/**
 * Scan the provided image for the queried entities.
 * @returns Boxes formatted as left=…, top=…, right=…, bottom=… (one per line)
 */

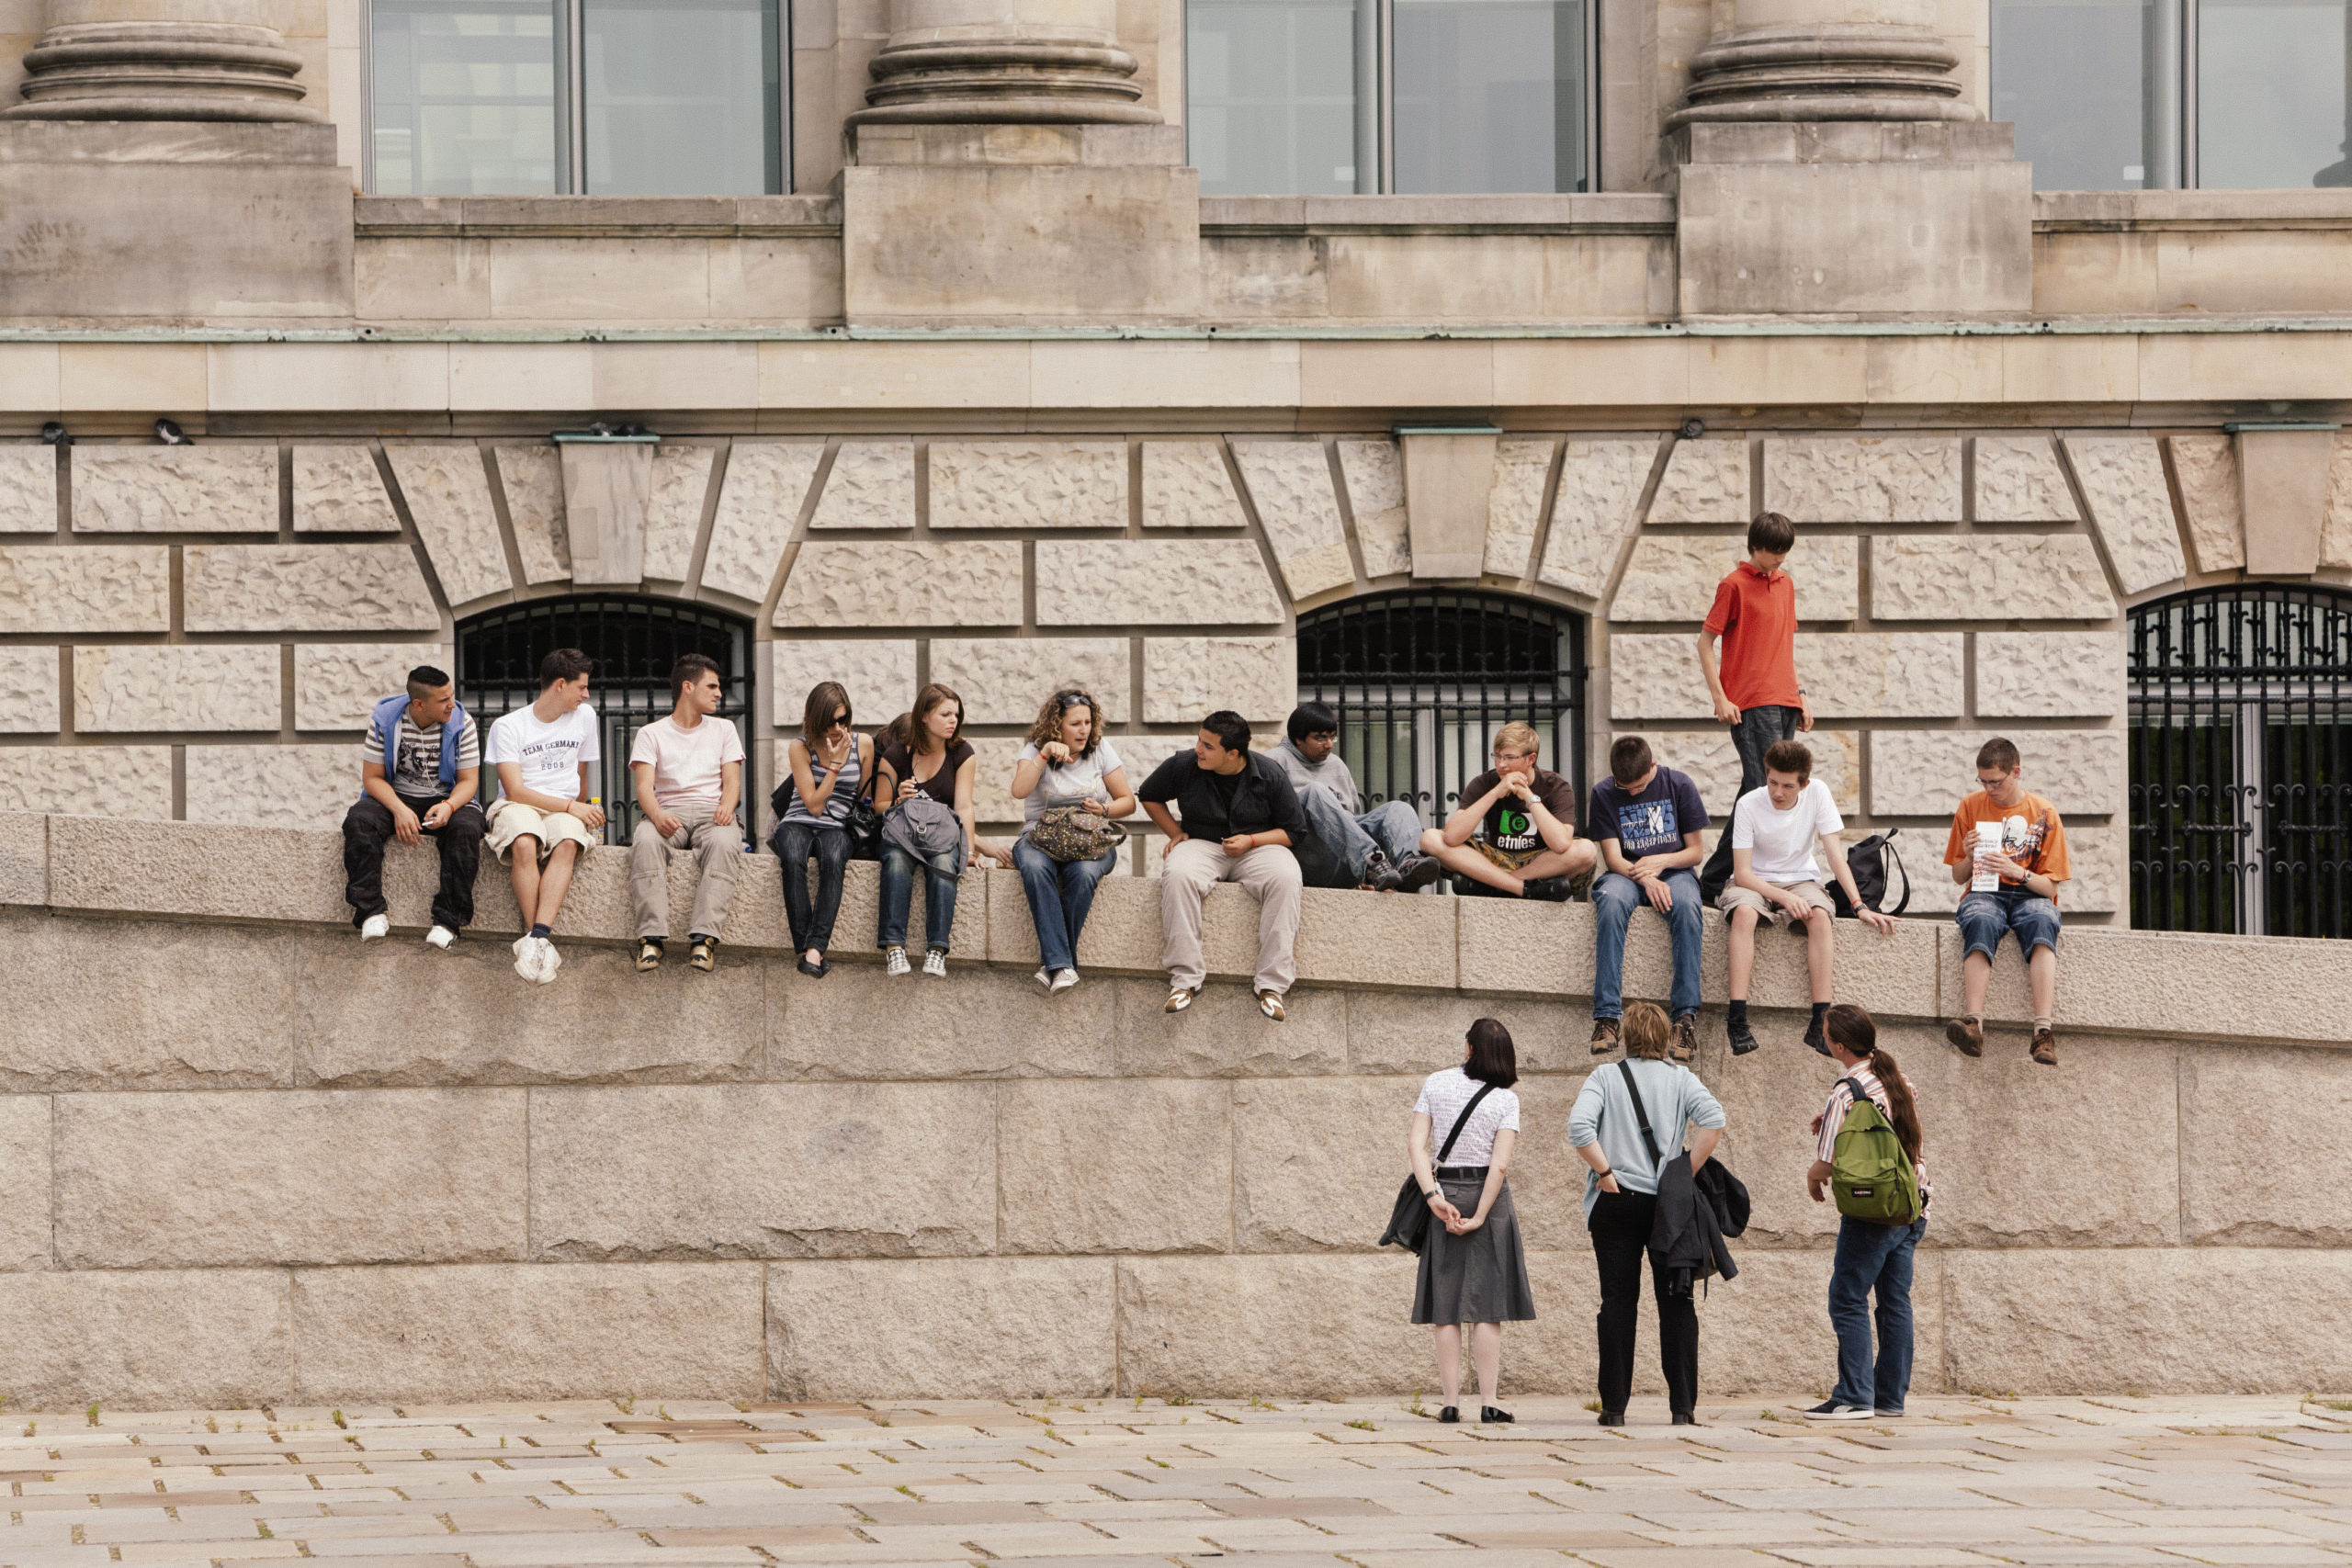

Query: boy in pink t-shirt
left=628, top=653, right=746, bottom=973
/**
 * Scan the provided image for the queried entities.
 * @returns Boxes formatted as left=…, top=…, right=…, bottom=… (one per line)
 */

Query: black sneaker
left=1521, top=875, right=1573, bottom=902
left=1801, top=1401, right=1873, bottom=1421
left=1804, top=1015, right=1831, bottom=1056
left=1727, top=1014, right=1760, bottom=1055
left=1450, top=874, right=1500, bottom=898
left=1363, top=850, right=1406, bottom=893
left=1394, top=854, right=1445, bottom=893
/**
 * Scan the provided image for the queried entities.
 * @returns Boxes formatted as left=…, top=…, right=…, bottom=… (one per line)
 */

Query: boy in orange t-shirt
left=1695, top=510, right=1814, bottom=895
left=1940, top=736, right=2070, bottom=1067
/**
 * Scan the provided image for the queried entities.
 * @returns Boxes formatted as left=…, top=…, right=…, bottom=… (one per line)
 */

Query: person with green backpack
left=1802, top=1003, right=1928, bottom=1420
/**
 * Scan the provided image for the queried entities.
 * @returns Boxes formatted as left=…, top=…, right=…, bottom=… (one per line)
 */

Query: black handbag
left=1378, top=1083, right=1496, bottom=1255
left=844, top=746, right=884, bottom=863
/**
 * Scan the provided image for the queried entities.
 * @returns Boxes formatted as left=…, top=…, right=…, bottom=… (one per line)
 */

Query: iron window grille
left=2128, top=583, right=2352, bottom=938
left=457, top=595, right=756, bottom=846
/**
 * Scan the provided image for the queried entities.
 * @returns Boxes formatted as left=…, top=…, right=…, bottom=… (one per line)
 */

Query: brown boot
left=1945, top=1015, right=1984, bottom=1057
left=1589, top=1017, right=1621, bottom=1055
left=2030, top=1026, right=2058, bottom=1066
left=1671, top=1014, right=1699, bottom=1064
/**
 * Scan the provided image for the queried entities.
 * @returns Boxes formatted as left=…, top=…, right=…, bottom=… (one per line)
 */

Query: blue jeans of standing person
left=1014, top=836, right=1118, bottom=973
left=1828, top=1213, right=1926, bottom=1413
left=1294, top=790, right=1424, bottom=880
left=1700, top=703, right=1805, bottom=890
left=1955, top=887, right=2062, bottom=960
left=879, top=843, right=961, bottom=953
left=1591, top=868, right=1703, bottom=1021
left=773, top=819, right=850, bottom=953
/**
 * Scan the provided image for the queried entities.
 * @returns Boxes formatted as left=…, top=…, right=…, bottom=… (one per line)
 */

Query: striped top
left=780, top=735, right=865, bottom=826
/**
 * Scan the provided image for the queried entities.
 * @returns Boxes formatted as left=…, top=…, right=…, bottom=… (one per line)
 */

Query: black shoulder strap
left=1616, top=1059, right=1665, bottom=1174
left=1435, top=1083, right=1497, bottom=1165
left=1836, top=1076, right=1877, bottom=1121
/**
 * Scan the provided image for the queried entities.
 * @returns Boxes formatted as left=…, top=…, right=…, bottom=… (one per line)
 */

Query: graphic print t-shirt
left=1943, top=789, right=2070, bottom=886
left=1588, top=766, right=1707, bottom=859
left=1463, top=767, right=1577, bottom=853
left=485, top=703, right=601, bottom=804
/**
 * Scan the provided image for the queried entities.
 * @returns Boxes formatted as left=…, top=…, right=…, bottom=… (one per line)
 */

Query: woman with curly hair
left=1008, top=688, right=1136, bottom=991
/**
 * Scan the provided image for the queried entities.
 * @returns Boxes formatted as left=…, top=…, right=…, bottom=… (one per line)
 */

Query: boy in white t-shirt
left=483, top=648, right=603, bottom=984
left=1718, top=739, right=1897, bottom=1056
left=628, top=652, right=746, bottom=974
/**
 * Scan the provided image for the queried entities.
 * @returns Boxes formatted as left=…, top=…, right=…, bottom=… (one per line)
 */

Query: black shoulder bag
left=844, top=739, right=885, bottom=862
left=1617, top=1058, right=1668, bottom=1182
left=1378, top=1083, right=1496, bottom=1255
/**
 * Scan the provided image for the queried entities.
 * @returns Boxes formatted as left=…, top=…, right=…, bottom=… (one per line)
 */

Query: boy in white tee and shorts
left=483, top=647, right=603, bottom=983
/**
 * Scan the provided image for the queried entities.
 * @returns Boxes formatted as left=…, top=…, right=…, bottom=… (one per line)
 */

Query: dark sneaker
left=1802, top=1401, right=1873, bottom=1421
left=1394, top=854, right=1445, bottom=893
left=1804, top=1014, right=1830, bottom=1056
left=1450, top=874, right=1497, bottom=898
left=1363, top=850, right=1406, bottom=894
left=1521, top=875, right=1573, bottom=902
left=1480, top=1406, right=1513, bottom=1425
left=2030, top=1026, right=2058, bottom=1066
left=1727, top=1014, right=1760, bottom=1055
left=1873, top=1408, right=1905, bottom=1418
left=636, top=939, right=662, bottom=972
left=1946, top=1015, right=1984, bottom=1057
left=1589, top=1017, right=1621, bottom=1055
left=1671, top=1014, right=1699, bottom=1063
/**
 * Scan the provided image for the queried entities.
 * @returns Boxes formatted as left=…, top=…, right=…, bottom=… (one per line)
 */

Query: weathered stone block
left=183, top=744, right=358, bottom=829
left=292, top=1262, right=763, bottom=1402
left=0, top=546, right=168, bottom=632
left=702, top=441, right=824, bottom=603
left=293, top=444, right=401, bottom=534
left=57, top=1089, right=526, bottom=1269
left=530, top=1083, right=996, bottom=1259
left=1111, top=977, right=1345, bottom=1077
left=1479, top=435, right=1556, bottom=579
left=385, top=442, right=512, bottom=607
left=1764, top=437, right=1961, bottom=522
left=1959, top=917, right=2352, bottom=1037
left=0, top=1268, right=291, bottom=1409
left=1608, top=632, right=1962, bottom=719
left=73, top=443, right=277, bottom=533
left=2064, top=434, right=2187, bottom=594
left=2324, top=434, right=2352, bottom=570
left=768, top=637, right=918, bottom=725
left=183, top=545, right=437, bottom=633
left=47, top=816, right=342, bottom=923
left=2166, top=434, right=2245, bottom=573
left=1141, top=440, right=1245, bottom=530
left=1648, top=437, right=1747, bottom=524
left=1036, top=541, right=1283, bottom=626
left=0, top=445, right=56, bottom=533
left=1115, top=1253, right=1426, bottom=1398
left=294, top=643, right=454, bottom=732
left=1345, top=990, right=1595, bottom=1077
left=0, top=647, right=57, bottom=733
left=769, top=954, right=1114, bottom=1078
left=2183, top=1045, right=2352, bottom=1246
left=931, top=637, right=1132, bottom=724
left=492, top=443, right=569, bottom=584
left=930, top=440, right=1125, bottom=530
left=763, top=842, right=967, bottom=961
left=642, top=442, right=718, bottom=582
left=1612, top=728, right=1858, bottom=815
left=768, top=1258, right=1116, bottom=1399
left=1870, top=535, right=2118, bottom=621
left=1973, top=434, right=2079, bottom=523
left=1871, top=729, right=2122, bottom=818
left=781, top=540, right=1023, bottom=626
left=999, top=1079, right=1232, bottom=1254
left=73, top=644, right=281, bottom=733
left=0, top=749, right=172, bottom=818
left=1538, top=439, right=1658, bottom=598
left=0, top=814, right=41, bottom=906
left=1975, top=630, right=2122, bottom=717
left=808, top=439, right=915, bottom=533
left=0, top=1095, right=48, bottom=1271
left=1143, top=637, right=1291, bottom=724
left=1610, top=533, right=1857, bottom=622
left=1335, top=437, right=1409, bottom=579
left=1230, top=1077, right=1407, bottom=1254
left=1233, top=440, right=1351, bottom=599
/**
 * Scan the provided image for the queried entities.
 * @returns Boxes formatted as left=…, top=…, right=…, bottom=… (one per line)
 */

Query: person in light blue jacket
left=1566, top=999, right=1726, bottom=1427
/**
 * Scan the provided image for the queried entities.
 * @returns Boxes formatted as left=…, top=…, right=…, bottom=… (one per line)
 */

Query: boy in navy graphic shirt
left=1585, top=736, right=1709, bottom=1063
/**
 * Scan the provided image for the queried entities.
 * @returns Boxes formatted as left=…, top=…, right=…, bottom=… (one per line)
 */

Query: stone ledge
left=354, top=194, right=843, bottom=236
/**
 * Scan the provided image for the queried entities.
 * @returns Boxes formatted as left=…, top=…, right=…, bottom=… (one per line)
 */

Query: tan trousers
left=1160, top=838, right=1302, bottom=996
left=629, top=806, right=743, bottom=940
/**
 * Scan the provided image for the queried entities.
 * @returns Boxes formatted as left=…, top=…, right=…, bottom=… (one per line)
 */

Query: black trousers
left=342, top=792, right=485, bottom=932
left=1589, top=1189, right=1699, bottom=1416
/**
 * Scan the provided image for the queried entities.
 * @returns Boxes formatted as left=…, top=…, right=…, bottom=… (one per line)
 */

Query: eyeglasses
left=1493, top=749, right=1537, bottom=762
left=826, top=713, right=850, bottom=730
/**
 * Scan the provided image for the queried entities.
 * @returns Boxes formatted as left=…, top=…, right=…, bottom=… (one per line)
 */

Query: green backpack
left=1829, top=1078, right=1921, bottom=1225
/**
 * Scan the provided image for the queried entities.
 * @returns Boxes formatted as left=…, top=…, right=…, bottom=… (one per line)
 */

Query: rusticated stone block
left=57, top=1089, right=526, bottom=1269
left=183, top=545, right=436, bottom=633
left=1539, top=438, right=1654, bottom=598
left=703, top=442, right=823, bottom=602
left=492, top=443, right=569, bottom=584
left=74, top=644, right=281, bottom=733
left=770, top=953, right=1113, bottom=1078
left=298, top=932, right=762, bottom=1086
left=2064, top=434, right=2187, bottom=594
left=1000, top=1078, right=1231, bottom=1254
left=1975, top=629, right=2122, bottom=717
left=1036, top=540, right=1283, bottom=626
left=1974, top=434, right=2078, bottom=523
left=1141, top=440, right=1245, bottom=530
left=1648, top=437, right=1747, bottom=524
left=0, top=814, right=41, bottom=905
left=1233, top=440, right=1351, bottom=599
left=184, top=744, right=359, bottom=829
left=1610, top=534, right=1857, bottom=623
left=1345, top=990, right=1593, bottom=1077
left=0, top=1095, right=48, bottom=1270
left=2166, top=434, right=2245, bottom=573
left=984, top=863, right=1158, bottom=975
left=768, top=637, right=917, bottom=725
left=0, top=908, right=292, bottom=1089
left=48, top=816, right=342, bottom=923
left=2325, top=434, right=2352, bottom=570
left=930, top=440, right=1125, bottom=530
left=73, top=443, right=276, bottom=533
left=781, top=540, right=1022, bottom=627
left=1943, top=1247, right=2352, bottom=1393
left=384, top=441, right=511, bottom=607
left=293, top=444, right=401, bottom=534
left=2182, top=1044, right=2352, bottom=1246
left=1143, top=637, right=1291, bottom=724
left=1612, top=728, right=1858, bottom=815
left=1909, top=819, right=2118, bottom=917
left=292, top=1261, right=763, bottom=1402
left=0, top=646, right=58, bottom=732
left=931, top=637, right=1131, bottom=724
left=0, top=445, right=56, bottom=533
left=1115, top=1253, right=1425, bottom=1398
left=961, top=734, right=1030, bottom=825
left=1112, top=977, right=1345, bottom=1077
left=0, top=748, right=172, bottom=818
left=1699, top=901, right=1938, bottom=1016
left=1955, top=917, right=2352, bottom=1038
left=1608, top=632, right=1962, bottom=719
left=294, top=643, right=454, bottom=731
left=0, top=546, right=168, bottom=632
left=641, top=442, right=717, bottom=582
left=530, top=1082, right=996, bottom=1259
left=1231, top=1077, right=1407, bottom=1253
left=1871, top=535, right=2116, bottom=621
left=1335, top=437, right=1409, bottom=579
left=1764, top=436, right=1961, bottom=522
left=1870, top=728, right=2122, bottom=818
left=1294, top=884, right=1456, bottom=988
left=1480, top=435, right=1556, bottom=579
left=0, top=1268, right=291, bottom=1409
left=808, top=440, right=915, bottom=532
left=768, top=1258, right=1115, bottom=1399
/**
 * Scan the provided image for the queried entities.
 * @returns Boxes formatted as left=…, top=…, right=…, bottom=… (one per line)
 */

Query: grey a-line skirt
left=1411, top=1175, right=1538, bottom=1325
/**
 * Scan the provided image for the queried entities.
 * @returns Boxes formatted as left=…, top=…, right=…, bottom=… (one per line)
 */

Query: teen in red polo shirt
left=1695, top=510, right=1814, bottom=895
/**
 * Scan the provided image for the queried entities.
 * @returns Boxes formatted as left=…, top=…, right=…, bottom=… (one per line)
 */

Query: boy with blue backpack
left=341, top=664, right=484, bottom=950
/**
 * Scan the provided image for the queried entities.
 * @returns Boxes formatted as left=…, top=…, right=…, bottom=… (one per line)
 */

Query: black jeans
left=774, top=818, right=850, bottom=953
left=1699, top=703, right=1804, bottom=892
left=342, top=792, right=485, bottom=932
left=1589, top=1189, right=1699, bottom=1416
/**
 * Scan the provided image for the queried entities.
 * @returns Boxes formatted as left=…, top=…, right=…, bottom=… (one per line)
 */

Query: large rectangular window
left=1393, top=0, right=1587, bottom=192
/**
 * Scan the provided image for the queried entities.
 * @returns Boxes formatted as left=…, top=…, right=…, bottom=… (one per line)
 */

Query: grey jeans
left=629, top=805, right=744, bottom=940
left=1295, top=789, right=1424, bottom=879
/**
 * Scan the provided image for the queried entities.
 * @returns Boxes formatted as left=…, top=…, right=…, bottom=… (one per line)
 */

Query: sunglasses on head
left=1057, top=693, right=1094, bottom=710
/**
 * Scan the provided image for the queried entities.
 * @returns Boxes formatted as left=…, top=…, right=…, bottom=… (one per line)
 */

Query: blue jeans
left=1956, top=887, right=2062, bottom=961
left=1700, top=703, right=1804, bottom=890
left=1592, top=868, right=1702, bottom=1021
left=1014, top=836, right=1118, bottom=973
left=1828, top=1213, right=1925, bottom=1412
left=1295, top=789, right=1423, bottom=879
left=772, top=819, right=849, bottom=953
left=879, top=843, right=960, bottom=953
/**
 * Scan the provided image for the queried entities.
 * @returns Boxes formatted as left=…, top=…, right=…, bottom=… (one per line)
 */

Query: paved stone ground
left=0, top=1394, right=2347, bottom=1567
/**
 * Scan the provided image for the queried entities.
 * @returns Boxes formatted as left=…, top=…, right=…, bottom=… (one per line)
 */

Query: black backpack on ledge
left=1830, top=827, right=1911, bottom=917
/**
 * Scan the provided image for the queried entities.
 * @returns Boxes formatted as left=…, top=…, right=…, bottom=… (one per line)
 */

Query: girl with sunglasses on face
left=1009, top=688, right=1136, bottom=991
left=771, top=682, right=871, bottom=977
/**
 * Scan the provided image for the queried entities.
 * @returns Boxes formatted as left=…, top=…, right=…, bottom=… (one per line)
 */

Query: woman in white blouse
left=1407, top=1018, right=1537, bottom=1424
left=1009, top=689, right=1135, bottom=992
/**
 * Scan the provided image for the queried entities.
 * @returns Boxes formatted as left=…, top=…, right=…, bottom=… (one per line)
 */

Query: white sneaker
left=1801, top=1401, right=1874, bottom=1421
left=512, top=934, right=539, bottom=980
left=1034, top=966, right=1053, bottom=991
left=1051, top=968, right=1080, bottom=992
left=535, top=937, right=562, bottom=984
left=922, top=949, right=947, bottom=979
left=885, top=947, right=910, bottom=977
left=424, top=925, right=456, bottom=951
left=359, top=914, right=390, bottom=942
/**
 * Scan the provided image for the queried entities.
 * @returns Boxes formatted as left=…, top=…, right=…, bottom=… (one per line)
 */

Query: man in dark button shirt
left=1136, top=709, right=1306, bottom=1022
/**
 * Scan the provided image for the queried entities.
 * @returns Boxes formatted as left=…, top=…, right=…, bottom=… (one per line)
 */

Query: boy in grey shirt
left=1270, top=703, right=1442, bottom=894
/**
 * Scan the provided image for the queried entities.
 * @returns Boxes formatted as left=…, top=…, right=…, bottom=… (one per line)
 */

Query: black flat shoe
left=1480, top=1406, right=1513, bottom=1424
left=1597, top=1410, right=1624, bottom=1427
left=1437, top=1405, right=1459, bottom=1424
left=1672, top=1412, right=1698, bottom=1426
left=796, top=955, right=830, bottom=978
